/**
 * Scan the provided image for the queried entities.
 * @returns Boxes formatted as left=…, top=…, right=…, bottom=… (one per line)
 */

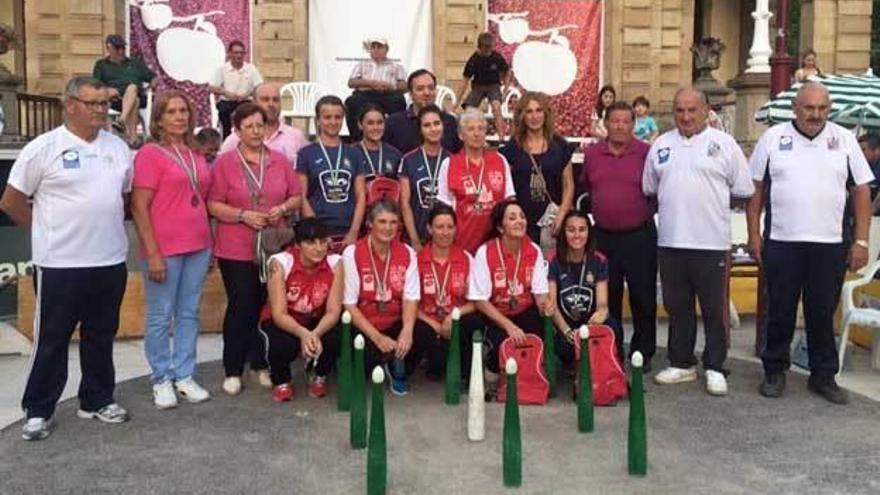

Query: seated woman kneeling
left=469, top=199, right=552, bottom=387
left=342, top=200, right=423, bottom=396
left=259, top=218, right=344, bottom=402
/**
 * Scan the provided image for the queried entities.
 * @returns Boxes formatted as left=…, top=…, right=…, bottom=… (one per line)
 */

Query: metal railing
left=17, top=93, right=62, bottom=140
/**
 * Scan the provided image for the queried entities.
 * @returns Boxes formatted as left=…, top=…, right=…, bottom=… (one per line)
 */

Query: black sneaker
left=808, top=377, right=849, bottom=405
left=759, top=373, right=786, bottom=398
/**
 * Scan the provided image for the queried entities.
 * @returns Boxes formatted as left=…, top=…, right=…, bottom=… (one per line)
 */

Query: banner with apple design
left=488, top=0, right=602, bottom=137
left=129, top=0, right=251, bottom=127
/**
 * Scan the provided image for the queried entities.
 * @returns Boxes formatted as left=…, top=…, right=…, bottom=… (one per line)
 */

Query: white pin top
left=452, top=307, right=461, bottom=320
left=579, top=325, right=590, bottom=340
left=631, top=351, right=644, bottom=368
left=354, top=334, right=365, bottom=350
left=372, top=365, right=385, bottom=384
left=505, top=357, right=518, bottom=374
left=342, top=310, right=352, bottom=324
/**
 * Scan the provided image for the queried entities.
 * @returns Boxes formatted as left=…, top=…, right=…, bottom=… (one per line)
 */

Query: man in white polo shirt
left=0, top=76, right=133, bottom=440
left=643, top=88, right=754, bottom=396
left=209, top=39, right=264, bottom=138
left=747, top=82, right=873, bottom=405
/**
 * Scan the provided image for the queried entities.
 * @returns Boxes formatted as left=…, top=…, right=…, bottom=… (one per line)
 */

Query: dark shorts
left=110, top=90, right=148, bottom=112
left=464, top=83, right=503, bottom=107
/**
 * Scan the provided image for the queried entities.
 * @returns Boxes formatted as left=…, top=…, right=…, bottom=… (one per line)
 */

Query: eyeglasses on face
left=69, top=96, right=110, bottom=109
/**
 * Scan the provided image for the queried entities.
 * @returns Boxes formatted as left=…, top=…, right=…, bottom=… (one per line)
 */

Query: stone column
left=745, top=0, right=772, bottom=73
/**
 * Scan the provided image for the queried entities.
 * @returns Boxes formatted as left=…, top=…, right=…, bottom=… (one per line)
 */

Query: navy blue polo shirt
left=353, top=142, right=402, bottom=181
left=384, top=105, right=462, bottom=155
left=296, top=142, right=363, bottom=236
left=499, top=136, right=573, bottom=228
left=549, top=252, right=608, bottom=327
left=398, top=147, right=451, bottom=242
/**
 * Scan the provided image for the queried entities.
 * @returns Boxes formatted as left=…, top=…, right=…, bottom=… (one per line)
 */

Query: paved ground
left=1, top=351, right=879, bottom=495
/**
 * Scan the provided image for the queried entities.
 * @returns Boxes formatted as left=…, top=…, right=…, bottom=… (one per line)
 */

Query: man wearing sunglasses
left=0, top=76, right=134, bottom=441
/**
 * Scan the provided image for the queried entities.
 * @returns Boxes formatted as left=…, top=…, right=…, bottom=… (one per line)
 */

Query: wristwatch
left=855, top=239, right=869, bottom=249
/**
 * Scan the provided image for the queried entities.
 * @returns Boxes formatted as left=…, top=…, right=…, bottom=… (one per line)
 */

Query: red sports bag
left=574, top=324, right=628, bottom=406
left=497, top=334, right=550, bottom=405
left=366, top=176, right=400, bottom=206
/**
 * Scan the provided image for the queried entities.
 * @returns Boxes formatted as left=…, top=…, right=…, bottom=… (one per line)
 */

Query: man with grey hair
left=747, top=81, right=873, bottom=404
left=0, top=76, right=133, bottom=440
left=643, top=88, right=754, bottom=396
left=219, top=82, right=308, bottom=167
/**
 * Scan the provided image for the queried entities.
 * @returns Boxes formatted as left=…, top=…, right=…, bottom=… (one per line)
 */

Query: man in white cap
left=345, top=37, right=407, bottom=141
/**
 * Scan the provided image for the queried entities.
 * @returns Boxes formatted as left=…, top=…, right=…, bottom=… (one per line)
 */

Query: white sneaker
left=705, top=370, right=729, bottom=396
left=255, top=370, right=272, bottom=389
left=21, top=417, right=52, bottom=441
left=653, top=366, right=698, bottom=385
left=153, top=381, right=178, bottom=410
left=175, top=378, right=211, bottom=403
left=222, top=376, right=242, bottom=396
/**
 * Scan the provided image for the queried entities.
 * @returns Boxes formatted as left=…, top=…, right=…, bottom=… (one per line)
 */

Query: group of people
left=1, top=52, right=873, bottom=442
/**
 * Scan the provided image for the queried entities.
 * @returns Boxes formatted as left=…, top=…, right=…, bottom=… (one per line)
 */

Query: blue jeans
left=143, top=248, right=212, bottom=384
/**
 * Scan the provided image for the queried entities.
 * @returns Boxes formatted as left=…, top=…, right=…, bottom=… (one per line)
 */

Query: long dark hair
left=554, top=210, right=596, bottom=264
left=596, top=84, right=617, bottom=118
left=417, top=103, right=444, bottom=144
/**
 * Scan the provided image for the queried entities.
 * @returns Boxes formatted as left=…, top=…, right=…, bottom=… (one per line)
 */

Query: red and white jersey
left=417, top=243, right=472, bottom=320
left=342, top=237, right=420, bottom=332
left=260, top=248, right=340, bottom=326
left=468, top=237, right=549, bottom=317
left=436, top=149, right=515, bottom=254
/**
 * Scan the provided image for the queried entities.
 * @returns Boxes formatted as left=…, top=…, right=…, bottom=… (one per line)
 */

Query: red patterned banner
left=129, top=0, right=252, bottom=127
left=488, top=0, right=602, bottom=137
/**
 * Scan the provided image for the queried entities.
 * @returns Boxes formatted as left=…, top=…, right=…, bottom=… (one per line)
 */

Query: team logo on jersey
left=318, top=169, right=353, bottom=203
left=707, top=141, right=721, bottom=158
left=779, top=135, right=793, bottom=151
left=657, top=147, right=671, bottom=164
left=560, top=284, right=594, bottom=322
left=827, top=137, right=839, bottom=150
left=62, top=149, right=80, bottom=169
left=343, top=157, right=352, bottom=168
left=415, top=177, right=438, bottom=208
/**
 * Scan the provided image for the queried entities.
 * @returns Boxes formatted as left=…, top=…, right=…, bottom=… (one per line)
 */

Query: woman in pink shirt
left=207, top=103, right=302, bottom=396
left=132, top=90, right=213, bottom=409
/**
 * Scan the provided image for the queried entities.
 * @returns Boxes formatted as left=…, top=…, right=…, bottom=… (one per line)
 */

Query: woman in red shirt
left=342, top=200, right=422, bottom=395
left=414, top=203, right=483, bottom=381
left=259, top=218, right=344, bottom=402
left=436, top=108, right=516, bottom=254
left=469, top=199, right=552, bottom=378
left=207, top=103, right=302, bottom=396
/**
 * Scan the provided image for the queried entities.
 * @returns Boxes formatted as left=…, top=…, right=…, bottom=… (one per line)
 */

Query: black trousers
left=484, top=306, right=543, bottom=373
left=761, top=240, right=847, bottom=379
left=357, top=320, right=431, bottom=377
left=413, top=313, right=484, bottom=379
left=344, top=90, right=407, bottom=141
left=22, top=264, right=127, bottom=419
left=218, top=259, right=268, bottom=376
left=658, top=248, right=729, bottom=372
left=595, top=223, right=658, bottom=361
left=258, top=321, right=341, bottom=385
left=217, top=100, right=246, bottom=139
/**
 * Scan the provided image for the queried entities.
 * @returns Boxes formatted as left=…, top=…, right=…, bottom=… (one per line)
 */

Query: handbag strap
left=526, top=151, right=553, bottom=204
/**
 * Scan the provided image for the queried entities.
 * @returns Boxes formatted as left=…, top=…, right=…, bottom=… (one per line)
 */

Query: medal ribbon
left=430, top=257, right=452, bottom=310
left=318, top=139, right=343, bottom=183
left=367, top=237, right=393, bottom=302
left=467, top=154, right=486, bottom=203
left=421, top=147, right=442, bottom=198
left=235, top=144, right=266, bottom=208
left=361, top=142, right=384, bottom=177
left=495, top=238, right=522, bottom=298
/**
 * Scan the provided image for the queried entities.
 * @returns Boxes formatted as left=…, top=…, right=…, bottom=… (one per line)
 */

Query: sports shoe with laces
left=653, top=366, right=697, bottom=385
left=386, top=360, right=408, bottom=396
left=153, top=381, right=178, bottom=410
left=705, top=370, right=728, bottom=396
left=308, top=375, right=328, bottom=398
left=272, top=383, right=294, bottom=402
left=175, top=378, right=211, bottom=403
left=21, top=417, right=52, bottom=441
left=77, top=403, right=130, bottom=424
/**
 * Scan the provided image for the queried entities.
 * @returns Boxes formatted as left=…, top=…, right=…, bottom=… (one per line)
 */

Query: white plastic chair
left=500, top=86, right=521, bottom=120
left=280, top=82, right=324, bottom=135
left=435, top=84, right=457, bottom=111
left=838, top=259, right=880, bottom=376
